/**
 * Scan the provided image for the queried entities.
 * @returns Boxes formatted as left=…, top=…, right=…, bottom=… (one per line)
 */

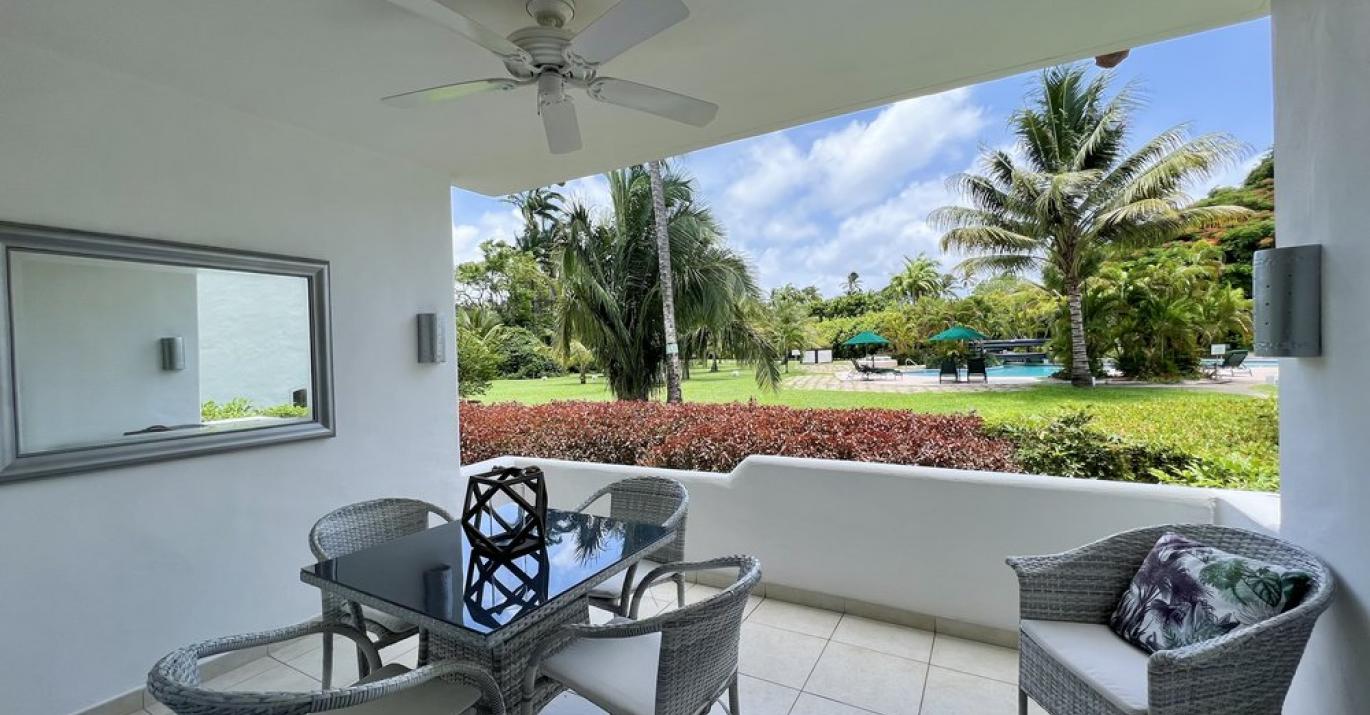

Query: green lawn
left=475, top=363, right=1278, bottom=488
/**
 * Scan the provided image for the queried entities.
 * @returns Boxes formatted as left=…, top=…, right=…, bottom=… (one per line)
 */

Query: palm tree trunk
left=1065, top=279, right=1093, bottom=388
left=649, top=159, right=684, bottom=404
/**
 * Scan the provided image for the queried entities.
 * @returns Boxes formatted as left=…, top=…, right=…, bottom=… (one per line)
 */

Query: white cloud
left=451, top=207, right=522, bottom=265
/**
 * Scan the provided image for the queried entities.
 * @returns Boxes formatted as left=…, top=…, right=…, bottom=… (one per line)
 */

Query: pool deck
left=787, top=363, right=1278, bottom=396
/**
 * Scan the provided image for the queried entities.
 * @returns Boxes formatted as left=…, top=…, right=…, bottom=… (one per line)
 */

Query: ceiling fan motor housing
left=506, top=26, right=577, bottom=77
left=526, top=0, right=575, bottom=27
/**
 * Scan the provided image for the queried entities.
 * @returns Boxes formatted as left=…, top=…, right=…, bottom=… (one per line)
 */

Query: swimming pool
left=903, top=363, right=1063, bottom=379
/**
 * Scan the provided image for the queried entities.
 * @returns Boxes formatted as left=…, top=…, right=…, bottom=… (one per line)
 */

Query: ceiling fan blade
left=566, top=0, right=689, bottom=68
left=538, top=75, right=582, bottom=154
left=385, top=0, right=534, bottom=71
left=381, top=78, right=521, bottom=108
left=588, top=78, right=717, bottom=127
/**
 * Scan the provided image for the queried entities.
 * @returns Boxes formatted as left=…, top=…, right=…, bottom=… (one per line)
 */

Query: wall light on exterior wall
left=159, top=336, right=185, bottom=371
left=417, top=313, right=446, bottom=364
left=1253, top=245, right=1321, bottom=357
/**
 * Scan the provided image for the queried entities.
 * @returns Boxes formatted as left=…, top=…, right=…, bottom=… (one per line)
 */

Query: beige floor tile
left=705, top=674, right=801, bottom=715
left=652, top=585, right=761, bottom=619
left=119, top=710, right=151, bottom=715
left=232, top=661, right=320, bottom=692
left=919, top=665, right=1050, bottom=714
left=930, top=634, right=1020, bottom=684
left=202, top=656, right=281, bottom=690
left=538, top=692, right=604, bottom=714
left=790, top=693, right=880, bottom=715
left=283, top=642, right=360, bottom=685
left=803, top=641, right=925, bottom=715
left=747, top=599, right=842, bottom=638
left=737, top=622, right=828, bottom=689
left=832, top=614, right=934, bottom=662
left=268, top=633, right=324, bottom=662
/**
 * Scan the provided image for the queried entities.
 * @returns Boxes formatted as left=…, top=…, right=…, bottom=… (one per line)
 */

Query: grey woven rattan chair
left=521, top=556, right=761, bottom=715
left=309, top=498, right=454, bottom=687
left=1007, top=524, right=1334, bottom=715
left=575, top=477, right=689, bottom=616
left=148, top=620, right=504, bottom=715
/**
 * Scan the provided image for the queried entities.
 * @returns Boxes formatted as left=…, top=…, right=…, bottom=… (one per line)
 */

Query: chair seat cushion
left=362, top=606, right=418, bottom=638
left=341, top=663, right=481, bottom=714
left=1108, top=532, right=1312, bottom=653
left=541, top=618, right=663, bottom=715
left=1021, top=620, right=1150, bottom=715
left=589, top=560, right=661, bottom=601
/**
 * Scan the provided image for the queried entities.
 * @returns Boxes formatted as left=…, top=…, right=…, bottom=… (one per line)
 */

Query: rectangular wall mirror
left=0, top=222, right=333, bottom=482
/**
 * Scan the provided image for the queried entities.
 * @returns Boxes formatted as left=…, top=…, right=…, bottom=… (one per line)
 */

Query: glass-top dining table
left=301, top=507, right=673, bottom=714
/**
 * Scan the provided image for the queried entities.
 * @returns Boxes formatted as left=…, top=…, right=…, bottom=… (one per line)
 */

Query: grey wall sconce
left=1253, top=245, right=1321, bottom=357
left=159, top=337, right=185, bottom=371
left=417, top=313, right=446, bottom=364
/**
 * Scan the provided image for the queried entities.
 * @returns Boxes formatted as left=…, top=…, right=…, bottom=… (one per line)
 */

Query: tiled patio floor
left=131, top=582, right=1045, bottom=715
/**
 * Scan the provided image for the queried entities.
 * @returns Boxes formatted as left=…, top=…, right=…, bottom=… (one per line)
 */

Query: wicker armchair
left=575, top=477, right=689, bottom=616
left=148, top=620, right=503, bottom=715
left=521, top=556, right=760, bottom=715
left=309, top=498, right=453, bottom=687
left=1007, top=524, right=1334, bottom=715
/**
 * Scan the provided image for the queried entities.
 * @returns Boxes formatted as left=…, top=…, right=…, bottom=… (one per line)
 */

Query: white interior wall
left=0, top=40, right=459, bottom=715
left=196, top=269, right=313, bottom=409
left=10, top=254, right=201, bottom=452
left=1274, top=0, right=1370, bottom=711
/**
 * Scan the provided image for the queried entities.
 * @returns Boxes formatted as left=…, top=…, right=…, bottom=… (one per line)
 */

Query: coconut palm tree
left=505, top=186, right=565, bottom=271
left=557, top=164, right=780, bottom=400
left=844, top=272, right=862, bottom=294
left=769, top=297, right=813, bottom=372
left=885, top=254, right=953, bottom=303
left=932, top=64, right=1250, bottom=386
left=648, top=159, right=684, bottom=403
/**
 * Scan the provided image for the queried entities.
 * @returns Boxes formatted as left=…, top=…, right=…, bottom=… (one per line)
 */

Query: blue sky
left=452, top=18, right=1272, bottom=296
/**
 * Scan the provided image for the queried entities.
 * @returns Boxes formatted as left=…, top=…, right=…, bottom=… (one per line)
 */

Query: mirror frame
left=0, top=221, right=335, bottom=483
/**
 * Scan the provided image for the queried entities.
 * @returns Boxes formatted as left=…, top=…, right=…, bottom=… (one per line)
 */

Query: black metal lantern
left=462, top=465, right=548, bottom=558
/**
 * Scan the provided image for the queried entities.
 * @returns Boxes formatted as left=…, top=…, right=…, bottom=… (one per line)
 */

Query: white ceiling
left=1, top=0, right=1269, bottom=195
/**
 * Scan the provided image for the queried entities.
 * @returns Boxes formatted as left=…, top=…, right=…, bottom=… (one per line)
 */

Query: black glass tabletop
left=302, top=508, right=671, bottom=636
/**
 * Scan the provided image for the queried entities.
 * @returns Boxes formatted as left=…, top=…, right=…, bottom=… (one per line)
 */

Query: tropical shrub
left=492, top=326, right=562, bottom=379
left=201, top=398, right=308, bottom=421
left=457, top=327, right=501, bottom=398
left=990, top=411, right=1192, bottom=483
left=460, top=401, right=1019, bottom=473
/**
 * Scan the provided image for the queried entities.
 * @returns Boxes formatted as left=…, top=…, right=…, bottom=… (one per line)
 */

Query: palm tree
left=885, top=254, right=953, bottom=303
left=844, top=272, right=862, bottom=294
left=649, top=159, right=684, bottom=403
left=457, top=306, right=504, bottom=343
left=769, top=298, right=812, bottom=372
left=932, top=65, right=1250, bottom=386
left=557, top=165, right=780, bottom=400
left=504, top=187, right=565, bottom=270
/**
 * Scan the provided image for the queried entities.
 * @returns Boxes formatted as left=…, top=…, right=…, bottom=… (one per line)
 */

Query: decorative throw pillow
left=1109, top=532, right=1311, bottom=653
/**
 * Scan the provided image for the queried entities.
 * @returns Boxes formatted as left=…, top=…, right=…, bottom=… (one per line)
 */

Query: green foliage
left=455, top=240, right=556, bottom=335
left=1188, top=152, right=1276, bottom=296
left=457, top=326, right=501, bottom=398
left=201, top=398, right=309, bottom=421
left=201, top=398, right=254, bottom=421
left=811, top=291, right=890, bottom=320
left=883, top=254, right=955, bottom=303
left=557, top=163, right=780, bottom=399
left=991, top=411, right=1193, bottom=483
left=491, top=326, right=562, bottom=379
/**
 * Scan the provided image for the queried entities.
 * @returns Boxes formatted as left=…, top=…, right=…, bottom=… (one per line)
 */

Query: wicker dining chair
left=1007, top=524, right=1334, bottom=715
left=148, top=620, right=504, bottom=715
left=522, top=555, right=761, bottom=715
left=309, top=498, right=454, bottom=687
left=575, top=477, right=689, bottom=616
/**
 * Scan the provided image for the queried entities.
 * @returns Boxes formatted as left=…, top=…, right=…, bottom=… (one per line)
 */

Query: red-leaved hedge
left=460, top=400, right=1019, bottom=473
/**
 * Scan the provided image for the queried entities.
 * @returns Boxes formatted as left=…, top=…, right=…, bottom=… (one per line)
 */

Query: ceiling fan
left=383, top=0, right=718, bottom=154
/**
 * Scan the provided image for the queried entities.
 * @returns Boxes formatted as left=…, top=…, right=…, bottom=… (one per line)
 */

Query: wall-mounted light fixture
left=159, top=337, right=185, bottom=371
left=1253, top=245, right=1321, bottom=357
left=417, top=313, right=446, bottom=364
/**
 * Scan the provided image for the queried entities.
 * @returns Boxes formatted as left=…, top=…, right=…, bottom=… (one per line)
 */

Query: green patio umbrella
left=843, top=331, right=891, bottom=366
left=929, top=325, right=988, bottom=342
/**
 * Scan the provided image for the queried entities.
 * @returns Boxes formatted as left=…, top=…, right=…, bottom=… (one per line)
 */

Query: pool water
left=904, top=363, right=1063, bottom=379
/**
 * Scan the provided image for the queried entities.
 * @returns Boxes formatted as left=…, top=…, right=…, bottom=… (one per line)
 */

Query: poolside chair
left=938, top=358, right=959, bottom=383
left=967, top=357, right=989, bottom=383
left=1219, top=349, right=1252, bottom=376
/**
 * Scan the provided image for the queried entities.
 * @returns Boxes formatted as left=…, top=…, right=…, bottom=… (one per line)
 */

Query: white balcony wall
left=464, top=456, right=1276, bottom=634
left=0, top=41, right=458, bottom=715
left=1275, top=0, right=1370, bottom=711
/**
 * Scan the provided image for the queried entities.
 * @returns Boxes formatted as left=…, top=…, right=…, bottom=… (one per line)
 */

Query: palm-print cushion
left=1108, top=532, right=1311, bottom=654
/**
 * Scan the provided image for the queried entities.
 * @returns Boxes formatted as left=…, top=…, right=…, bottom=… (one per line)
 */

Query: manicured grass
left=474, top=363, right=1278, bottom=487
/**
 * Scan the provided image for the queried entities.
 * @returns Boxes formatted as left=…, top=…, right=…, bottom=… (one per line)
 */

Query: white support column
left=1273, top=0, right=1370, bottom=710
